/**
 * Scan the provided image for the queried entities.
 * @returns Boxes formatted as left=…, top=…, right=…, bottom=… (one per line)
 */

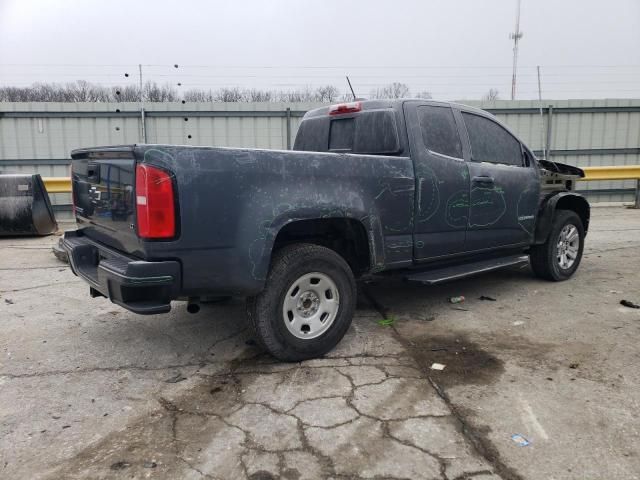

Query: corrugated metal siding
left=1, top=99, right=639, bottom=211
left=0, top=102, right=324, bottom=219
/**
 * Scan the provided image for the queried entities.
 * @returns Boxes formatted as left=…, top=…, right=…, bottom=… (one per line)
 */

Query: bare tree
left=143, top=82, right=178, bottom=102
left=276, top=88, right=316, bottom=103
left=214, top=87, right=246, bottom=102
left=370, top=82, right=411, bottom=99
left=482, top=88, right=500, bottom=101
left=0, top=80, right=355, bottom=103
left=415, top=90, right=433, bottom=99
left=183, top=88, right=214, bottom=102
left=314, top=85, right=340, bottom=103
left=111, top=85, right=140, bottom=102
left=246, top=89, right=273, bottom=102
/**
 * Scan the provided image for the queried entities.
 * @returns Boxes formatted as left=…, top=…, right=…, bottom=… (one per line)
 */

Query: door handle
left=472, top=175, right=495, bottom=185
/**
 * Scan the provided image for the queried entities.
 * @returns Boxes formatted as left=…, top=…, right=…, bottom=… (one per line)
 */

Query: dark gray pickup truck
left=63, top=99, right=589, bottom=360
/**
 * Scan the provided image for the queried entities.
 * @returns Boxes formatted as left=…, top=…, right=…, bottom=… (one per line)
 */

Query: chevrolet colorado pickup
left=63, top=99, right=589, bottom=361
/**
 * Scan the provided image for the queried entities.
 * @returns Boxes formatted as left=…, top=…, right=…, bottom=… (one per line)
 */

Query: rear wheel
left=246, top=243, right=356, bottom=361
left=530, top=210, right=584, bottom=281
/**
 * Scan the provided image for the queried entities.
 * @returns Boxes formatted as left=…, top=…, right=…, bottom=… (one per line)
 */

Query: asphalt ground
left=1, top=206, right=639, bottom=480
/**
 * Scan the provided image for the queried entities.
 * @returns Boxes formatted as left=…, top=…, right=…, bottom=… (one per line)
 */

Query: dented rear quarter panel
left=134, top=144, right=415, bottom=295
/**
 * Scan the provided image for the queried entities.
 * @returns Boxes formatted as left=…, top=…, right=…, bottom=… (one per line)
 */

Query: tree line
left=0, top=80, right=499, bottom=102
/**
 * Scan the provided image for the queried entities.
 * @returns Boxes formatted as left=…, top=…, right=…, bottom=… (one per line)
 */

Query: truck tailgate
left=71, top=146, right=140, bottom=255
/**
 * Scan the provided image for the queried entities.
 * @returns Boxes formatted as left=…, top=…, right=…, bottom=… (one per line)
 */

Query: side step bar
left=405, top=254, right=529, bottom=285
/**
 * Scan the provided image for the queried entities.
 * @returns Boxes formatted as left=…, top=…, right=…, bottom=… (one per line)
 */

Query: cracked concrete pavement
left=1, top=206, right=639, bottom=479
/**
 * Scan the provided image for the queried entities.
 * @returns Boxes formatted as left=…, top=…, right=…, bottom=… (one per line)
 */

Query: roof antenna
left=346, top=76, right=356, bottom=101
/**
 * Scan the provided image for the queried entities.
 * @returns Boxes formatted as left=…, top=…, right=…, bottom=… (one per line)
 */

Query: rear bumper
left=62, top=231, right=181, bottom=314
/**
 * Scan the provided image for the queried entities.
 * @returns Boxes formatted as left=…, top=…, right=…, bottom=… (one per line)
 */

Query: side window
left=418, top=105, right=463, bottom=158
left=462, top=112, right=524, bottom=166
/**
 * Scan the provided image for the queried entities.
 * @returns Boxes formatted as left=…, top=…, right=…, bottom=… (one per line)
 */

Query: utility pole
left=537, top=66, right=545, bottom=159
left=510, top=0, right=523, bottom=100
left=138, top=63, right=146, bottom=143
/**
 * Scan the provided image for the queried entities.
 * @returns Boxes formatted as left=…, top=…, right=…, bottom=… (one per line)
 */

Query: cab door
left=458, top=110, right=539, bottom=251
left=404, top=102, right=470, bottom=261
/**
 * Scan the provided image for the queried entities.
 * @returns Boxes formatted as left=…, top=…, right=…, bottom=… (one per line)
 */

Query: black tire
left=530, top=210, right=585, bottom=281
left=246, top=243, right=356, bottom=362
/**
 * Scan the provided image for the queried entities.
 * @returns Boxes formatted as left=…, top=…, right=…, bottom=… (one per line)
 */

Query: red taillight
left=329, top=101, right=362, bottom=115
left=135, top=164, right=175, bottom=239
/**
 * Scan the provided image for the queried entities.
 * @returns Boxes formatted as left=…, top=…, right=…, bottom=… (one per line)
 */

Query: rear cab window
left=328, top=118, right=355, bottom=151
left=462, top=112, right=524, bottom=167
left=294, top=108, right=402, bottom=155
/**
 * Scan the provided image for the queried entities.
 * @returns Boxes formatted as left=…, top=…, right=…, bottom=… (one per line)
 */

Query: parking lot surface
left=1, top=206, right=639, bottom=480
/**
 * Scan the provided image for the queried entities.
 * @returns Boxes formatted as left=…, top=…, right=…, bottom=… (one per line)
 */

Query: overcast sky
left=1, top=0, right=639, bottom=100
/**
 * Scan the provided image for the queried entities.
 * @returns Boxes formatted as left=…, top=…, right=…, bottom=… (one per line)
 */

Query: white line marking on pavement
left=519, top=396, right=549, bottom=441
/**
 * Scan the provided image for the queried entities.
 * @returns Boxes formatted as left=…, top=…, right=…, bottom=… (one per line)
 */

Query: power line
left=3, top=71, right=640, bottom=80
left=2, top=63, right=640, bottom=69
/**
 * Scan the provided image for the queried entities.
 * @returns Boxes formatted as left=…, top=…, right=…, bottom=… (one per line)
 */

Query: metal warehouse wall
left=0, top=102, right=322, bottom=219
left=1, top=99, right=639, bottom=219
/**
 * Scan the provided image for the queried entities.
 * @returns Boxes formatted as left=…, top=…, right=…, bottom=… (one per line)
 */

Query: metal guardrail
left=42, top=177, right=72, bottom=193
left=581, top=165, right=640, bottom=181
left=43, top=165, right=640, bottom=208
left=582, top=166, right=640, bottom=208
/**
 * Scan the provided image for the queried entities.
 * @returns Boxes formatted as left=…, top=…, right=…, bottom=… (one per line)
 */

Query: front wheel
left=530, top=210, right=585, bottom=281
left=246, top=243, right=356, bottom=361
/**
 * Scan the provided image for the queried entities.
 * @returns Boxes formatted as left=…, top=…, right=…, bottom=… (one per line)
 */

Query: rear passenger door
left=405, top=102, right=470, bottom=260
left=459, top=110, right=539, bottom=251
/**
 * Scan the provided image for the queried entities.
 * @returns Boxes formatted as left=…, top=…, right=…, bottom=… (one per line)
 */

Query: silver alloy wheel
left=557, top=223, right=580, bottom=269
left=282, top=272, right=340, bottom=340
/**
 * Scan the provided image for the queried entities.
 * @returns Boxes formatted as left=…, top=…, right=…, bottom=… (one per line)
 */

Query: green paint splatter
left=377, top=316, right=396, bottom=327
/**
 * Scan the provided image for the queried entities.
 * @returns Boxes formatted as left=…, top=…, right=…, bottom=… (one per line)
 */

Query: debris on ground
left=110, top=461, right=131, bottom=470
left=511, top=434, right=530, bottom=446
left=430, top=346, right=448, bottom=352
left=512, top=320, right=525, bottom=326
left=479, top=295, right=497, bottom=301
left=377, top=316, right=396, bottom=327
left=620, top=299, right=640, bottom=309
left=569, top=363, right=580, bottom=369
left=52, top=238, right=69, bottom=263
left=430, top=363, right=446, bottom=371
left=449, top=296, right=465, bottom=304
left=164, top=372, right=187, bottom=383
left=143, top=461, right=157, bottom=469
left=4, top=298, right=14, bottom=305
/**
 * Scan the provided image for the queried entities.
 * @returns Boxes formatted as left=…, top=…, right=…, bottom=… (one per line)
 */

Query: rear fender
left=534, top=192, right=590, bottom=244
left=249, top=206, right=385, bottom=283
